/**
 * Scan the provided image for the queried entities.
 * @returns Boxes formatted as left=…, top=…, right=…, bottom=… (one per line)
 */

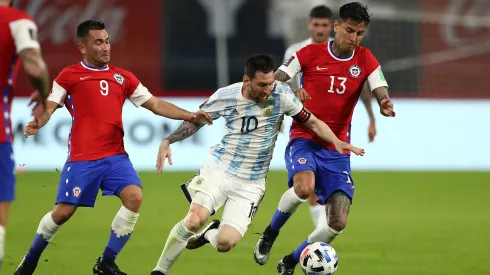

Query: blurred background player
left=254, top=3, right=395, bottom=274
left=0, top=0, right=50, bottom=269
left=14, top=20, right=211, bottom=275
left=150, top=54, right=364, bottom=275
left=283, top=4, right=378, bottom=228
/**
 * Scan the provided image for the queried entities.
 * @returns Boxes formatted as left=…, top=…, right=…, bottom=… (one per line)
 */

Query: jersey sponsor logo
left=79, top=76, right=91, bottom=80
left=349, top=65, right=361, bottom=78
left=264, top=108, right=272, bottom=117
left=297, top=157, right=307, bottom=164
left=283, top=55, right=295, bottom=66
left=114, top=73, right=125, bottom=84
left=316, top=65, right=328, bottom=70
left=231, top=108, right=239, bottom=116
left=72, top=186, right=82, bottom=197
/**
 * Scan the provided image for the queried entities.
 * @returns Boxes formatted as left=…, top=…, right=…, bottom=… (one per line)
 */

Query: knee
left=184, top=210, right=208, bottom=232
left=52, top=204, right=77, bottom=225
left=121, top=188, right=143, bottom=212
left=216, top=238, right=237, bottom=253
left=126, top=192, right=143, bottom=208
left=293, top=179, right=315, bottom=200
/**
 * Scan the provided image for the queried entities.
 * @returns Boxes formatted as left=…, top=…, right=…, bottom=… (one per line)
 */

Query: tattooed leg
left=325, top=191, right=351, bottom=232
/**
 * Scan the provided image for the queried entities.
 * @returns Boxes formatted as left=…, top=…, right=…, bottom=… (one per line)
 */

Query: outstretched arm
left=156, top=120, right=205, bottom=174
left=164, top=121, right=205, bottom=144
left=301, top=113, right=365, bottom=156
left=141, top=96, right=212, bottom=125
left=24, top=101, right=59, bottom=137
left=275, top=69, right=292, bottom=82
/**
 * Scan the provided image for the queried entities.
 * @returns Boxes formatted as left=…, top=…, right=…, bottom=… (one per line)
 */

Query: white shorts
left=186, top=159, right=266, bottom=237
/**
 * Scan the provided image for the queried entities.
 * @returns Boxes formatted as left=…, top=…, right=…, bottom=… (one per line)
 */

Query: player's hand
left=24, top=119, right=41, bottom=137
left=294, top=88, right=311, bottom=101
left=368, top=121, right=376, bottom=142
left=334, top=140, right=365, bottom=156
left=28, top=90, right=46, bottom=117
left=156, top=139, right=173, bottom=175
left=190, top=110, right=212, bottom=125
left=380, top=98, right=395, bottom=117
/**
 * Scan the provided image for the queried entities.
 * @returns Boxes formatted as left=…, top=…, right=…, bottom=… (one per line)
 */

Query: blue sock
left=25, top=212, right=60, bottom=264
left=25, top=234, right=50, bottom=264
left=102, top=206, right=139, bottom=262
left=292, top=240, right=310, bottom=263
left=269, top=209, right=292, bottom=231
left=102, top=230, right=132, bottom=262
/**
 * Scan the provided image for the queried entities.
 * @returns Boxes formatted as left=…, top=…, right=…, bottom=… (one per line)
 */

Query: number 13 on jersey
left=328, top=76, right=347, bottom=94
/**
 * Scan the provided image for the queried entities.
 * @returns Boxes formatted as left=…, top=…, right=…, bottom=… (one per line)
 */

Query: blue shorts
left=285, top=138, right=354, bottom=205
left=0, top=142, right=15, bottom=202
left=55, top=154, right=141, bottom=207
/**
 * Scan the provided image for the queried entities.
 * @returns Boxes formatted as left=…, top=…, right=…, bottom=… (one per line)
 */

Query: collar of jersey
left=81, top=60, right=109, bottom=71
left=327, top=40, right=355, bottom=61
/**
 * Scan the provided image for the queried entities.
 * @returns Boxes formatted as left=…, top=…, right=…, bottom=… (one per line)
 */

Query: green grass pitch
left=2, top=171, right=490, bottom=275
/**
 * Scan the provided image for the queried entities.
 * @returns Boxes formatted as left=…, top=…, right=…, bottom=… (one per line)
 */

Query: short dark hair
left=244, top=54, right=275, bottom=79
left=339, top=2, right=371, bottom=26
left=76, top=20, right=105, bottom=41
left=309, top=5, right=333, bottom=19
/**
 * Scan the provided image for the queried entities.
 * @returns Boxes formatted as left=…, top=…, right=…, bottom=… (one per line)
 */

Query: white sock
left=112, top=206, right=139, bottom=237
left=309, top=204, right=326, bottom=227
left=307, top=213, right=341, bottom=244
left=154, top=220, right=194, bottom=274
left=278, top=187, right=307, bottom=214
left=204, top=229, right=218, bottom=249
left=0, top=225, right=5, bottom=266
left=37, top=212, right=60, bottom=241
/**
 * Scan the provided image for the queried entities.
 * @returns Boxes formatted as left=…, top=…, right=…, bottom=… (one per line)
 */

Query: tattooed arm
left=372, top=86, right=390, bottom=105
left=156, top=120, right=205, bottom=173
left=19, top=48, right=50, bottom=100
left=275, top=69, right=292, bottom=82
left=372, top=86, right=395, bottom=117
left=164, top=121, right=205, bottom=144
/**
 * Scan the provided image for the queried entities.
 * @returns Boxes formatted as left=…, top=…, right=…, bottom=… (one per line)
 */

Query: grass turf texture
left=2, top=171, right=489, bottom=275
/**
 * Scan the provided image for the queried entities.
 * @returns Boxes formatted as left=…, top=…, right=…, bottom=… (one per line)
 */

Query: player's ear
left=307, top=20, right=313, bottom=31
left=243, top=75, right=250, bottom=85
left=78, top=42, right=86, bottom=55
left=334, top=20, right=340, bottom=32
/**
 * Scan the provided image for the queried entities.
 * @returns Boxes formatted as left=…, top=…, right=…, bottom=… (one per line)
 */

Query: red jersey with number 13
left=279, top=40, right=388, bottom=153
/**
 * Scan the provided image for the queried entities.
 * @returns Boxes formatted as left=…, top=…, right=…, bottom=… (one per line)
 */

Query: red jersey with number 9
left=47, top=61, right=152, bottom=162
left=278, top=40, right=388, bottom=153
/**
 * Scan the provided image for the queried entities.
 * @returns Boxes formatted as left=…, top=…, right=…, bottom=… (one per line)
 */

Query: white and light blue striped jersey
left=200, top=81, right=304, bottom=180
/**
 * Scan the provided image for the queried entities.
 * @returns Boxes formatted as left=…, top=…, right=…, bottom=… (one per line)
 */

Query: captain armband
left=292, top=107, right=311, bottom=123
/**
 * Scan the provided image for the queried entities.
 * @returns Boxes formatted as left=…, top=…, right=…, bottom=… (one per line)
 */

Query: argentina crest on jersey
left=349, top=65, right=361, bottom=78
left=113, top=73, right=125, bottom=84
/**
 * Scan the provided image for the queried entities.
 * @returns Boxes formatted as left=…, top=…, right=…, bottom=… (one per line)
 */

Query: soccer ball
left=299, top=242, right=339, bottom=275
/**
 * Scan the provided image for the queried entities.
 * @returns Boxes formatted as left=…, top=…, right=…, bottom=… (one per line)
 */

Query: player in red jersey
left=14, top=20, right=211, bottom=275
left=0, top=0, right=50, bottom=269
left=254, top=3, right=395, bottom=274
